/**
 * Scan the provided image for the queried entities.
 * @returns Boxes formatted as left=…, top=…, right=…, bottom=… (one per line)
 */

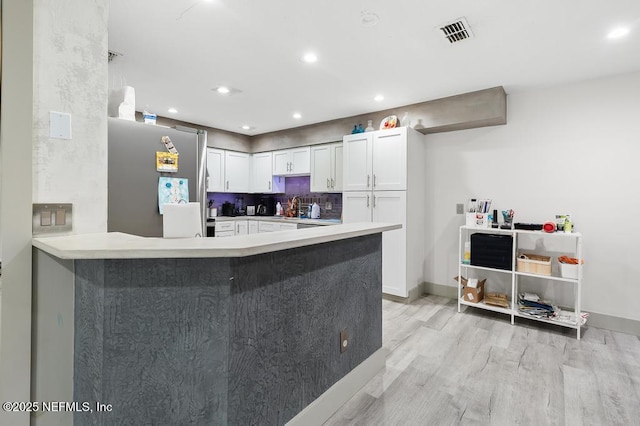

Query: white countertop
left=32, top=222, right=401, bottom=260
left=210, top=216, right=341, bottom=226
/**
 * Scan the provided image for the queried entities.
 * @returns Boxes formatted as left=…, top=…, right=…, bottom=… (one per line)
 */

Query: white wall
left=424, top=71, right=640, bottom=322
left=32, top=0, right=108, bottom=234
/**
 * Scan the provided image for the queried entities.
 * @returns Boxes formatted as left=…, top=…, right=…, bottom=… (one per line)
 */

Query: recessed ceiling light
left=168, top=108, right=178, bottom=114
left=607, top=27, right=630, bottom=39
left=361, top=11, right=379, bottom=27
left=293, top=112, right=302, bottom=120
left=216, top=86, right=230, bottom=94
left=241, top=125, right=252, bottom=131
left=374, top=94, right=384, bottom=102
left=302, top=52, right=318, bottom=63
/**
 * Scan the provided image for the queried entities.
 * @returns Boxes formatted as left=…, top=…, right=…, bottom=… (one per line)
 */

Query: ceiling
left=108, top=0, right=640, bottom=136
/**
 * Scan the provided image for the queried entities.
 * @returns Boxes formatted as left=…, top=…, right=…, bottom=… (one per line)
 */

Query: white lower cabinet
left=235, top=220, right=248, bottom=235
left=372, top=192, right=407, bottom=297
left=279, top=223, right=297, bottom=231
left=249, top=221, right=258, bottom=234
left=258, top=220, right=297, bottom=233
left=258, top=221, right=278, bottom=233
left=216, top=219, right=302, bottom=237
left=215, top=221, right=235, bottom=237
left=342, top=191, right=409, bottom=297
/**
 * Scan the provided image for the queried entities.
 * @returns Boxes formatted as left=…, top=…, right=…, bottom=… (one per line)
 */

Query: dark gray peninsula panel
left=71, top=235, right=382, bottom=425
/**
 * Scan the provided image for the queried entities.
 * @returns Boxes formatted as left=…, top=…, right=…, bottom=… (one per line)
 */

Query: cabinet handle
left=268, top=181, right=271, bottom=190
left=331, top=178, right=335, bottom=189
left=373, top=196, right=376, bottom=208
left=327, top=178, right=330, bottom=189
left=373, top=174, right=377, bottom=188
left=367, top=175, right=370, bottom=188
left=226, top=180, right=229, bottom=190
left=366, top=195, right=370, bottom=207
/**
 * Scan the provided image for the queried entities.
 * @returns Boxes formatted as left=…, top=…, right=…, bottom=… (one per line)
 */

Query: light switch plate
left=50, top=111, right=72, bottom=140
left=33, top=203, right=72, bottom=235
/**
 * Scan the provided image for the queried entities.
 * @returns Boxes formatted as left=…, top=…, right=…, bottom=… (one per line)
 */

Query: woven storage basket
left=516, top=253, right=551, bottom=276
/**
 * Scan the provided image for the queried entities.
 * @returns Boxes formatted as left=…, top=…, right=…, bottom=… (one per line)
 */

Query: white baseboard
left=286, top=347, right=387, bottom=426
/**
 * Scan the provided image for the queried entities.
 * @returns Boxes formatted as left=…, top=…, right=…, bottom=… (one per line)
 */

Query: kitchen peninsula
left=31, top=223, right=398, bottom=425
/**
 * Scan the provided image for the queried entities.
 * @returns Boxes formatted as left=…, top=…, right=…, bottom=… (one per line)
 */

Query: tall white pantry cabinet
left=342, top=127, right=426, bottom=299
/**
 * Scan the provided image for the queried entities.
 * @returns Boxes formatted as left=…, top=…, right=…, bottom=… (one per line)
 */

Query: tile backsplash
left=207, top=176, right=342, bottom=220
left=275, top=176, right=342, bottom=220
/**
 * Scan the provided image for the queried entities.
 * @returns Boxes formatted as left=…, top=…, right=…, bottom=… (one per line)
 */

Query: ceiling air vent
left=438, top=17, right=473, bottom=44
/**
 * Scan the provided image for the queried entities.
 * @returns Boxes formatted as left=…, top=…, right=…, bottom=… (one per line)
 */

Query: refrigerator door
left=108, top=118, right=206, bottom=237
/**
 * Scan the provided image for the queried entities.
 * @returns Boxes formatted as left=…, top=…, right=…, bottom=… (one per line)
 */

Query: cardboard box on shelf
left=454, top=276, right=486, bottom=303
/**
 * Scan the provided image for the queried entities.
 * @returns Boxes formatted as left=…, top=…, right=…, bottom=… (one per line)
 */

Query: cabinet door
left=248, top=221, right=259, bottom=234
left=258, top=221, right=278, bottom=233
left=251, top=152, right=273, bottom=193
left=372, top=128, right=407, bottom=191
left=342, top=133, right=372, bottom=191
left=341, top=191, right=372, bottom=223
left=279, top=223, right=297, bottom=231
left=331, top=143, right=343, bottom=192
left=235, top=220, right=249, bottom=235
left=272, top=150, right=290, bottom=175
left=372, top=190, right=407, bottom=297
left=225, top=151, right=250, bottom=192
left=290, top=147, right=310, bottom=175
left=215, top=230, right=235, bottom=238
left=310, top=144, right=332, bottom=192
left=206, top=148, right=225, bottom=192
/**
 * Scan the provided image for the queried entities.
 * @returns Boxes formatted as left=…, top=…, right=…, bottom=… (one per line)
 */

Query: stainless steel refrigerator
left=108, top=118, right=207, bottom=237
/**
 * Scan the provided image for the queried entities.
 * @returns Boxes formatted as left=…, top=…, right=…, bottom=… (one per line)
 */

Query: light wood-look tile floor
left=325, top=296, right=640, bottom=425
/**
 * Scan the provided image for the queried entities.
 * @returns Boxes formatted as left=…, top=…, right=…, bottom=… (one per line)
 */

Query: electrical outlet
left=456, top=203, right=464, bottom=215
left=340, top=329, right=348, bottom=353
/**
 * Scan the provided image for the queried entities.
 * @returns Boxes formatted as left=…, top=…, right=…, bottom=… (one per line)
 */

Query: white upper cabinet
left=342, top=133, right=373, bottom=191
left=333, top=143, right=343, bottom=192
left=311, top=144, right=331, bottom=192
left=272, top=150, right=290, bottom=175
left=310, top=142, right=343, bottom=192
left=272, top=147, right=311, bottom=176
left=343, top=128, right=407, bottom=192
left=372, top=128, right=407, bottom=191
left=224, top=151, right=250, bottom=193
left=250, top=152, right=274, bottom=193
left=206, top=148, right=225, bottom=192
left=310, top=143, right=343, bottom=193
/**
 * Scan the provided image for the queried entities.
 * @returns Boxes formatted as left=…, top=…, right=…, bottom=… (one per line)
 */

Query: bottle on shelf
left=463, top=241, right=471, bottom=264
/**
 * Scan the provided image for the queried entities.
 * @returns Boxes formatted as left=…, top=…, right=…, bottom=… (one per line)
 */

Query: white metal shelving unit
left=457, top=225, right=584, bottom=339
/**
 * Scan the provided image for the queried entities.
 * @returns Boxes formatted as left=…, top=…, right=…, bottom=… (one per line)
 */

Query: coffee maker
left=256, top=196, right=275, bottom=216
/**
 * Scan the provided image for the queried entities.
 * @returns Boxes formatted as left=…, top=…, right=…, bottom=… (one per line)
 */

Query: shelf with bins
left=457, top=225, right=584, bottom=339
